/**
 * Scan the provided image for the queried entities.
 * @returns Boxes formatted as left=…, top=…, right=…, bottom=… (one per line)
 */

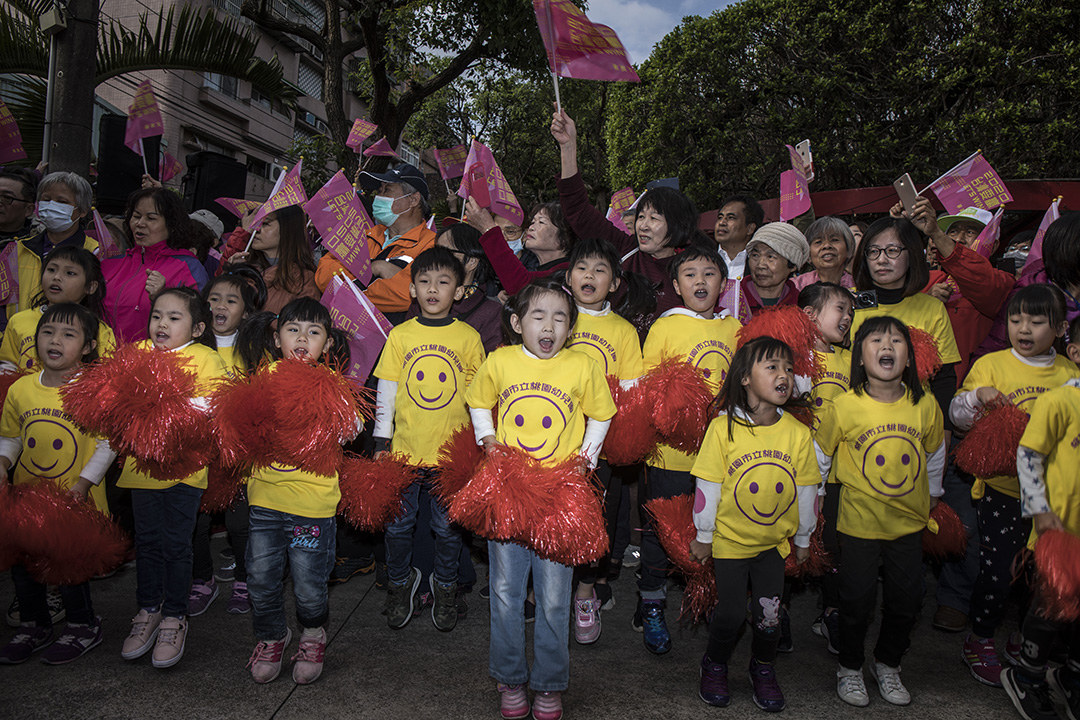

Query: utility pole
left=45, top=0, right=99, bottom=177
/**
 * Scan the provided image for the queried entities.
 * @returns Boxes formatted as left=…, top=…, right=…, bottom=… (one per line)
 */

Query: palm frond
left=6, top=0, right=55, bottom=22
left=0, top=3, right=49, bottom=76
left=2, top=75, right=47, bottom=165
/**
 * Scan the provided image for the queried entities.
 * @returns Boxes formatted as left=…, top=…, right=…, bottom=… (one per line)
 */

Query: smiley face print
left=861, top=434, right=922, bottom=497
left=405, top=353, right=459, bottom=411
left=811, top=379, right=847, bottom=408
left=567, top=336, right=610, bottom=373
left=19, top=419, right=79, bottom=480
left=501, top=394, right=568, bottom=462
left=732, top=462, right=796, bottom=526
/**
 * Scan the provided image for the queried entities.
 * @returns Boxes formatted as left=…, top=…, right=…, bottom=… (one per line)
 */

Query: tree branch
left=397, top=30, right=488, bottom=118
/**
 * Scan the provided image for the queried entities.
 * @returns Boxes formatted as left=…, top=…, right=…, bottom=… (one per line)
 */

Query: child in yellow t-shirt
left=374, top=248, right=485, bottom=633
left=949, top=284, right=1079, bottom=686
left=639, top=245, right=740, bottom=654
left=815, top=316, right=945, bottom=708
left=202, top=264, right=267, bottom=377
left=0, top=304, right=116, bottom=665
left=689, top=337, right=818, bottom=711
left=465, top=278, right=616, bottom=720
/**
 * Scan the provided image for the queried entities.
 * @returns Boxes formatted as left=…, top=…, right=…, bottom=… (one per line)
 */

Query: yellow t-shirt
left=465, top=345, right=616, bottom=466
left=816, top=388, right=944, bottom=540
left=642, top=309, right=741, bottom=471
left=1018, top=382, right=1080, bottom=541
left=0, top=372, right=109, bottom=512
left=959, top=349, right=1080, bottom=498
left=852, top=293, right=962, bottom=365
left=0, top=306, right=117, bottom=373
left=247, top=463, right=340, bottom=519
left=568, top=308, right=644, bottom=381
left=117, top=341, right=228, bottom=490
left=213, top=339, right=244, bottom=379
left=810, top=347, right=852, bottom=424
left=691, top=412, right=818, bottom=559
left=373, top=318, right=485, bottom=465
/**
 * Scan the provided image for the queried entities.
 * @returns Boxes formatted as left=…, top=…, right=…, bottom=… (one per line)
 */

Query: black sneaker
left=525, top=599, right=536, bottom=624
left=1002, top=666, right=1058, bottom=720
left=5, top=598, right=18, bottom=628
left=1047, top=665, right=1080, bottom=720
left=385, top=568, right=421, bottom=629
left=431, top=573, right=458, bottom=632
left=479, top=584, right=490, bottom=600
left=374, top=562, right=389, bottom=590
left=328, top=556, right=376, bottom=586
left=813, top=609, right=840, bottom=655
left=607, top=559, right=622, bottom=582
left=777, top=607, right=793, bottom=653
left=455, top=586, right=470, bottom=620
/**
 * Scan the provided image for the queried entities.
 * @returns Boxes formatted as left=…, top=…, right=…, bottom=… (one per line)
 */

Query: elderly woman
left=101, top=187, right=208, bottom=342
left=793, top=216, right=855, bottom=290
left=740, top=222, right=811, bottom=313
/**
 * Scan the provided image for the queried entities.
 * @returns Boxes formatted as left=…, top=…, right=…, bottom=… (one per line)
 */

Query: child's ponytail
left=236, top=311, right=279, bottom=374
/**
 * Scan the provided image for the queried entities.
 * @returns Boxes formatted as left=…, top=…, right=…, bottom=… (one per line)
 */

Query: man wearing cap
left=739, top=222, right=810, bottom=315
left=314, top=162, right=435, bottom=318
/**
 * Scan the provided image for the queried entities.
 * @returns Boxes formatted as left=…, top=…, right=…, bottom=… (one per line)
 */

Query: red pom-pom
left=10, top=481, right=130, bottom=585
left=644, top=495, right=716, bottom=623
left=210, top=372, right=277, bottom=471
left=603, top=376, right=658, bottom=466
left=737, top=305, right=824, bottom=380
left=784, top=514, right=832, bottom=578
left=530, top=462, right=609, bottom=566
left=0, top=487, right=24, bottom=572
left=432, top=424, right=484, bottom=504
left=60, top=345, right=213, bottom=480
left=923, top=502, right=968, bottom=559
left=337, top=453, right=417, bottom=531
left=643, top=358, right=714, bottom=453
left=200, top=463, right=246, bottom=514
left=908, top=327, right=942, bottom=383
left=0, top=370, right=22, bottom=408
left=1034, top=529, right=1080, bottom=621
left=954, top=402, right=1029, bottom=478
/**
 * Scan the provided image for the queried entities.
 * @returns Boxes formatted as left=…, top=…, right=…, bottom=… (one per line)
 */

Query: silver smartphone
left=893, top=173, right=918, bottom=213
left=795, top=139, right=813, bottom=182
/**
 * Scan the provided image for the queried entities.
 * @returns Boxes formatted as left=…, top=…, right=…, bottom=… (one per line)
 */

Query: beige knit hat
left=746, top=222, right=810, bottom=268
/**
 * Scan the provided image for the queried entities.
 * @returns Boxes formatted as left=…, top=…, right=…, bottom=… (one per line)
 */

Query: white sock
left=301, top=627, right=323, bottom=639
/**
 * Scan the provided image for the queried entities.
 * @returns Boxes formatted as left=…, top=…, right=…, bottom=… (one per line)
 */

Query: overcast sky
left=586, top=0, right=734, bottom=65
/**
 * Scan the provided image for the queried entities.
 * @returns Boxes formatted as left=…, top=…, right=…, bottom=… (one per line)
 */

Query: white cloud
left=586, top=0, right=678, bottom=65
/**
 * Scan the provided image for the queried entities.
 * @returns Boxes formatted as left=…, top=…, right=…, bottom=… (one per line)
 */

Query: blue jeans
left=131, top=483, right=203, bottom=618
left=488, top=540, right=572, bottom=692
left=935, top=461, right=980, bottom=614
left=384, top=469, right=461, bottom=587
left=246, top=505, right=336, bottom=642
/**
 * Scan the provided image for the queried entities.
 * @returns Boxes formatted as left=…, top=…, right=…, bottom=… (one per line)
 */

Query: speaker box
left=95, top=113, right=160, bottom=214
left=182, top=151, right=247, bottom=234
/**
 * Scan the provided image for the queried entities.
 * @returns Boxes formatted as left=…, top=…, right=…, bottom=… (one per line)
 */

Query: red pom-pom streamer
left=954, top=402, right=1029, bottom=478
left=337, top=453, right=417, bottom=531
left=1034, top=529, right=1080, bottom=621
left=0, top=487, right=24, bottom=572
left=209, top=371, right=278, bottom=471
left=603, top=376, right=658, bottom=466
left=530, top=468, right=609, bottom=566
left=643, top=495, right=716, bottom=623
left=200, top=463, right=246, bottom=514
left=643, top=358, right=714, bottom=453
left=431, top=424, right=484, bottom=504
left=784, top=514, right=832, bottom=578
left=737, top=305, right=824, bottom=380
left=908, top=327, right=942, bottom=383
left=6, top=481, right=130, bottom=585
left=60, top=344, right=214, bottom=480
left=923, top=502, right=968, bottom=559
left=0, top=370, right=22, bottom=408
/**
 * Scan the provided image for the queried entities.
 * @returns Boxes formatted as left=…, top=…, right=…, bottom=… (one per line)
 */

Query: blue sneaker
left=699, top=653, right=730, bottom=706
left=636, top=600, right=670, bottom=654
left=749, top=658, right=786, bottom=712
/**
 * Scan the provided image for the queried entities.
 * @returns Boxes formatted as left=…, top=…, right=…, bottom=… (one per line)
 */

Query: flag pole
left=551, top=72, right=562, bottom=115
left=139, top=138, right=149, bottom=176
left=543, top=0, right=562, bottom=114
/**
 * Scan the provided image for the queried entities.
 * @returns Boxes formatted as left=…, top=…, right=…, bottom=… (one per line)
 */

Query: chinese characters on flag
left=124, top=80, right=164, bottom=156
left=779, top=144, right=811, bottom=221
left=319, top=273, right=393, bottom=385
left=304, top=171, right=374, bottom=286
left=456, top=140, right=524, bottom=226
left=434, top=145, right=468, bottom=180
left=159, top=152, right=183, bottom=183
left=924, top=151, right=1013, bottom=213
left=532, top=0, right=640, bottom=82
left=346, top=119, right=378, bottom=152
left=249, top=160, right=307, bottom=230
left=605, top=187, right=636, bottom=233
left=0, top=100, right=27, bottom=163
left=362, top=138, right=400, bottom=159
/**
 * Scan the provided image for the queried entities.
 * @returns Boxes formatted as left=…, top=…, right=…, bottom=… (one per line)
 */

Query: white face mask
left=37, top=200, right=78, bottom=233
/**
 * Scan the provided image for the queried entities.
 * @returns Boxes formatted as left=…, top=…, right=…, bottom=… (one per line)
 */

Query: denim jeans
left=10, top=565, right=94, bottom=628
left=246, top=505, right=336, bottom=642
left=131, top=483, right=203, bottom=618
left=384, top=468, right=461, bottom=587
left=638, top=465, right=695, bottom=600
left=935, top=462, right=980, bottom=614
left=488, top=540, right=573, bottom=692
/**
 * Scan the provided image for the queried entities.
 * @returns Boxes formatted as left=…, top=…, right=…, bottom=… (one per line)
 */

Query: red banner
left=304, top=171, right=374, bottom=286
left=319, top=273, right=393, bottom=384
left=346, top=118, right=378, bottom=152
left=214, top=197, right=263, bottom=218
left=532, top=0, right=640, bottom=82
left=779, top=145, right=811, bottom=221
left=924, top=151, right=1013, bottom=213
left=86, top=209, right=124, bottom=260
left=249, top=160, right=307, bottom=230
left=159, top=152, right=183, bottom=183
left=124, top=80, right=164, bottom=155
left=456, top=139, right=524, bottom=226
left=362, top=138, right=400, bottom=159
left=434, top=144, right=468, bottom=180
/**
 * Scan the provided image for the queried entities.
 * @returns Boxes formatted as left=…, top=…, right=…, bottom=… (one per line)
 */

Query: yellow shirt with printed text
left=0, top=307, right=117, bottom=373
left=852, top=293, right=961, bottom=365
left=568, top=309, right=644, bottom=381
left=1018, top=383, right=1080, bottom=541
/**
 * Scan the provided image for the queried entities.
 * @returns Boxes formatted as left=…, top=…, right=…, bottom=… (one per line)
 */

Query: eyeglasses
left=866, top=245, right=907, bottom=260
left=0, top=194, right=31, bottom=208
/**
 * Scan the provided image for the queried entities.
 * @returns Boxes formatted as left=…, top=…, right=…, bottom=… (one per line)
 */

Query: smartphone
left=795, top=139, right=814, bottom=182
left=893, top=173, right=919, bottom=214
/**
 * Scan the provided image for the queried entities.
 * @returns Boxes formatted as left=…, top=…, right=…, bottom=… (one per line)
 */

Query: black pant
left=11, top=565, right=93, bottom=627
left=191, top=488, right=251, bottom=584
left=838, top=530, right=923, bottom=670
left=820, top=483, right=841, bottom=610
left=707, top=549, right=786, bottom=663
left=1017, top=593, right=1080, bottom=677
left=637, top=465, right=694, bottom=598
left=970, top=486, right=1030, bottom=638
left=578, top=460, right=618, bottom=584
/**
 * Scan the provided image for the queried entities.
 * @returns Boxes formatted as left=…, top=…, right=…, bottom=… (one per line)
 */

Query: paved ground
left=0, top=537, right=1030, bottom=720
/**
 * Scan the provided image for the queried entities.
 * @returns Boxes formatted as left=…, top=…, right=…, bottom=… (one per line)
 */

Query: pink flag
left=159, top=152, right=183, bottom=183
left=85, top=209, right=124, bottom=260
left=605, top=187, right=636, bottom=233
left=304, top=171, right=374, bottom=286
left=0, top=241, right=18, bottom=305
left=923, top=151, right=1013, bottom=213
left=319, top=273, right=393, bottom=384
left=0, top=144, right=28, bottom=164
left=779, top=145, right=811, bottom=221
left=533, top=0, right=640, bottom=82
left=124, top=80, right=164, bottom=155
left=718, top=279, right=752, bottom=324
left=433, top=145, right=468, bottom=180
left=362, top=138, right=400, bottom=159
left=970, top=207, right=1005, bottom=259
left=1023, top=197, right=1064, bottom=272
left=214, top=197, right=262, bottom=218
left=346, top=119, right=378, bottom=152
left=0, top=100, right=24, bottom=151
left=249, top=160, right=307, bottom=230
left=455, top=139, right=525, bottom=226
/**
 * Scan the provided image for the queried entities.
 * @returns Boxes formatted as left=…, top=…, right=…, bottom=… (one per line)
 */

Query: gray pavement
left=1, top=542, right=1022, bottom=720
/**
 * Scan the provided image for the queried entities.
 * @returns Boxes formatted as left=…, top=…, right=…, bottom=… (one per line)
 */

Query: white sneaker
left=837, top=666, right=870, bottom=707
left=870, top=661, right=911, bottom=705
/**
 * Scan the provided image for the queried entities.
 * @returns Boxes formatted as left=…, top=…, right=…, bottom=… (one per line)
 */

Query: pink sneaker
left=1003, top=632, right=1023, bottom=666
left=963, top=634, right=1003, bottom=686
left=497, top=683, right=529, bottom=719
left=291, top=627, right=326, bottom=685
left=574, top=591, right=601, bottom=645
left=532, top=691, right=563, bottom=720
left=247, top=628, right=292, bottom=684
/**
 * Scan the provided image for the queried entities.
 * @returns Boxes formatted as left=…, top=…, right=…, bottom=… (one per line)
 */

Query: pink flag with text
left=532, top=0, right=640, bottom=82
left=924, top=151, right=1013, bottom=213
left=124, top=80, right=164, bottom=155
left=456, top=139, right=524, bottom=226
left=1023, top=197, right=1063, bottom=272
left=362, top=138, right=400, bottom=158
left=0, top=100, right=26, bottom=153
left=346, top=118, right=378, bottom=152
left=605, top=187, right=636, bottom=234
left=304, top=171, right=374, bottom=286
left=434, top=145, right=468, bottom=180
left=214, top=197, right=262, bottom=218
left=249, top=160, right=307, bottom=230
left=779, top=145, right=811, bottom=221
left=0, top=242, right=19, bottom=305
left=319, top=273, right=393, bottom=384
left=970, top=207, right=1004, bottom=259
left=86, top=209, right=124, bottom=260
left=159, top=152, right=183, bottom=183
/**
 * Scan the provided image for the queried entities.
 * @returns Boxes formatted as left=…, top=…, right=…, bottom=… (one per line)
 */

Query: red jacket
left=740, top=275, right=799, bottom=316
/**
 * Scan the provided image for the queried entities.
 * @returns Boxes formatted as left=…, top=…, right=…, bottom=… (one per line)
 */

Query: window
left=246, top=157, right=270, bottom=179
left=203, top=72, right=238, bottom=99
left=296, top=63, right=323, bottom=101
left=399, top=143, right=420, bottom=168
